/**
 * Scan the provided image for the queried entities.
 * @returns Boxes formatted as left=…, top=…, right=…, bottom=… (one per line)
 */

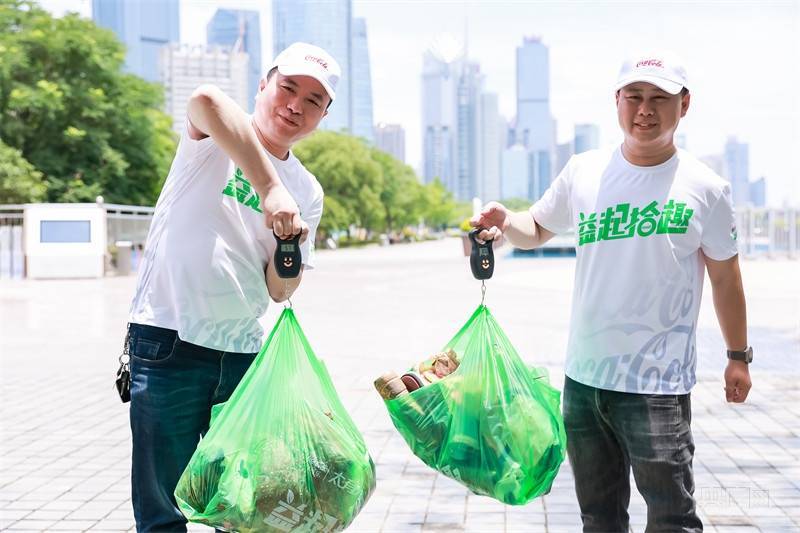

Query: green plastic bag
left=384, top=305, right=567, bottom=505
left=175, top=308, right=376, bottom=532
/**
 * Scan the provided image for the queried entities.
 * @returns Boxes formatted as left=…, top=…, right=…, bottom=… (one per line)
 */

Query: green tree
left=294, top=131, right=384, bottom=236
left=0, top=0, right=176, bottom=205
left=421, top=178, right=460, bottom=229
left=370, top=147, right=424, bottom=233
left=501, top=197, right=533, bottom=211
left=0, top=138, right=46, bottom=202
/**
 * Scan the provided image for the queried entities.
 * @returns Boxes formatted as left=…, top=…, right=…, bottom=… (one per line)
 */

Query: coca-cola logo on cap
left=636, top=59, right=663, bottom=69
left=304, top=55, right=328, bottom=70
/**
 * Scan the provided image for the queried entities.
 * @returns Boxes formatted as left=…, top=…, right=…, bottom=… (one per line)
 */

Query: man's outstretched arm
left=471, top=201, right=556, bottom=249
left=187, top=84, right=301, bottom=238
left=704, top=252, right=751, bottom=403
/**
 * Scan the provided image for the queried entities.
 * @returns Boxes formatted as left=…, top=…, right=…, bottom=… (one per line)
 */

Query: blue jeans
left=127, top=323, right=256, bottom=533
left=563, top=376, right=702, bottom=533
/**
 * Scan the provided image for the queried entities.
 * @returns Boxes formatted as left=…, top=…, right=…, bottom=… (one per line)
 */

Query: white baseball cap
left=269, top=42, right=341, bottom=102
left=614, top=51, right=688, bottom=95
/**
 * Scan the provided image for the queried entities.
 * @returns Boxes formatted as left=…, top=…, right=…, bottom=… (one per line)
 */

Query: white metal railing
left=0, top=204, right=797, bottom=279
left=104, top=203, right=154, bottom=249
left=736, top=207, right=798, bottom=259
left=0, top=205, right=25, bottom=279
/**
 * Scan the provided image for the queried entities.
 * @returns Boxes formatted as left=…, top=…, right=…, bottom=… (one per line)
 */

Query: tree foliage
left=294, top=131, right=461, bottom=238
left=0, top=0, right=175, bottom=204
left=0, top=138, right=46, bottom=202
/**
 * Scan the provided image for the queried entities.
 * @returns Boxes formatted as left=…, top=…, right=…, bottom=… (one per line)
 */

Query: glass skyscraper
left=273, top=0, right=352, bottom=133
left=515, top=36, right=555, bottom=201
left=724, top=136, right=750, bottom=206
left=516, top=37, right=552, bottom=152
left=574, top=123, right=600, bottom=154
left=351, top=17, right=374, bottom=143
left=455, top=61, right=483, bottom=201
left=92, top=0, right=179, bottom=83
left=421, top=35, right=499, bottom=202
left=207, top=9, right=261, bottom=112
left=421, top=37, right=460, bottom=192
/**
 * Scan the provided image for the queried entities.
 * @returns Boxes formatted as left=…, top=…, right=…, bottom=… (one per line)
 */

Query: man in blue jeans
left=125, top=43, right=339, bottom=532
left=472, top=51, right=753, bottom=532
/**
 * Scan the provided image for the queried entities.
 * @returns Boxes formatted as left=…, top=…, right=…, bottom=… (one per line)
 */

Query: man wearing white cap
left=124, top=42, right=340, bottom=532
left=473, top=52, right=751, bottom=531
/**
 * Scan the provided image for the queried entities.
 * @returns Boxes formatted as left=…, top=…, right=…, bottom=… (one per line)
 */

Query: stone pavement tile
left=542, top=502, right=579, bottom=514
left=465, top=495, right=507, bottom=512
left=89, top=519, right=135, bottom=530
left=105, top=508, right=133, bottom=522
left=0, top=518, right=19, bottom=530
left=506, top=507, right=546, bottom=524
left=382, top=525, right=422, bottom=533
left=505, top=526, right=547, bottom=533
left=423, top=511, right=464, bottom=524
left=37, top=498, right=86, bottom=512
left=464, top=526, right=501, bottom=533
left=66, top=506, right=114, bottom=521
left=3, top=500, right=51, bottom=511
left=385, top=512, right=425, bottom=525
left=23, top=508, right=71, bottom=520
left=0, top=508, right=31, bottom=520
left=426, top=500, right=465, bottom=515
left=3, top=519, right=58, bottom=530
left=735, top=515, right=799, bottom=529
left=544, top=512, right=583, bottom=526
left=706, top=515, right=757, bottom=527
left=47, top=520, right=99, bottom=530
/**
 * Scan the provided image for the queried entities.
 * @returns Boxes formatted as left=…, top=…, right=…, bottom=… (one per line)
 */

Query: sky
left=39, top=0, right=800, bottom=206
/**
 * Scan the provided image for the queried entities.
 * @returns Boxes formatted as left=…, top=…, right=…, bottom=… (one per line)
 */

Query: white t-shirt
left=129, top=125, right=324, bottom=353
left=531, top=146, right=738, bottom=394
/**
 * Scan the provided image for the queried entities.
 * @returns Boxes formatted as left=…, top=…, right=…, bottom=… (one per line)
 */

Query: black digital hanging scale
left=468, top=229, right=494, bottom=280
left=273, top=232, right=302, bottom=279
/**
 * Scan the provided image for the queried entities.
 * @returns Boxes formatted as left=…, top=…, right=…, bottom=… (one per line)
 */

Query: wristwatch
left=727, top=346, right=753, bottom=363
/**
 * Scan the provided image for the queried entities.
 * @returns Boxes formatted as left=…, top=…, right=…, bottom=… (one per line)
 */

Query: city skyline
left=39, top=0, right=799, bottom=206
left=207, top=8, right=261, bottom=112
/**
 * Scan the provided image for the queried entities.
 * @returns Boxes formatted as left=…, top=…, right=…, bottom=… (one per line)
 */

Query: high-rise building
left=93, top=0, right=179, bottom=82
left=421, top=35, right=496, bottom=201
left=556, top=141, right=573, bottom=175
left=374, top=123, right=405, bottom=162
left=749, top=177, right=767, bottom=207
left=479, top=93, right=501, bottom=202
left=273, top=0, right=352, bottom=133
left=574, top=124, right=599, bottom=154
left=351, top=18, right=374, bottom=143
left=514, top=36, right=555, bottom=204
left=515, top=37, right=552, bottom=152
left=160, top=44, right=249, bottom=134
left=207, top=9, right=261, bottom=112
left=724, top=136, right=750, bottom=206
left=501, top=144, right=529, bottom=200
left=531, top=150, right=551, bottom=201
left=421, top=35, right=462, bottom=192
left=455, top=61, right=483, bottom=201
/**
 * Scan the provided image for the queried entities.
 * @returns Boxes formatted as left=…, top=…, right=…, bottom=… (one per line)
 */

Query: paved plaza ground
left=1, top=238, right=798, bottom=532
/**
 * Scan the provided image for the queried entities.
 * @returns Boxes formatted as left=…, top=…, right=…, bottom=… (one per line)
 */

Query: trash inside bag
left=381, top=305, right=566, bottom=505
left=175, top=308, right=376, bottom=532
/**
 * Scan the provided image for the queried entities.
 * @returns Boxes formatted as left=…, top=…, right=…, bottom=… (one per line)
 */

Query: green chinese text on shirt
left=222, top=167, right=263, bottom=213
left=578, top=200, right=694, bottom=246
